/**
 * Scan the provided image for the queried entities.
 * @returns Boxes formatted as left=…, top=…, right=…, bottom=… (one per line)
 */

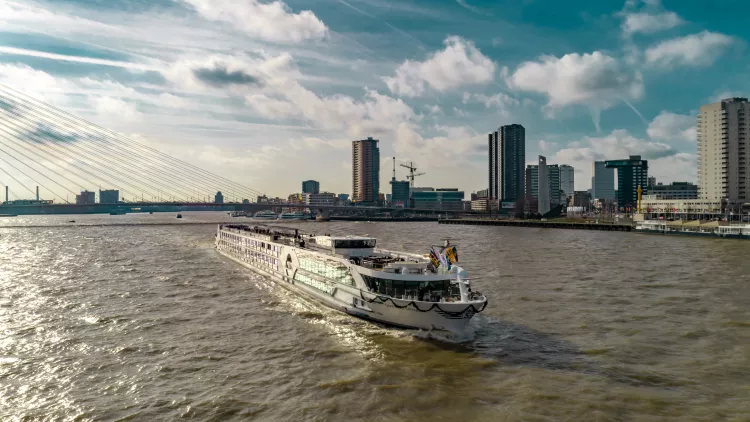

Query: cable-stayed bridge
left=0, top=84, right=471, bottom=217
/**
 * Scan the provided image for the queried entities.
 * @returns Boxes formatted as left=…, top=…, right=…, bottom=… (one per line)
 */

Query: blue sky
left=0, top=0, right=747, bottom=198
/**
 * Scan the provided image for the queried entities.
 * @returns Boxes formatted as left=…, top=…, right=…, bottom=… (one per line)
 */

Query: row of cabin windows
left=298, top=258, right=354, bottom=285
left=220, top=239, right=278, bottom=269
left=294, top=273, right=336, bottom=295
left=361, top=276, right=456, bottom=299
left=221, top=232, right=279, bottom=256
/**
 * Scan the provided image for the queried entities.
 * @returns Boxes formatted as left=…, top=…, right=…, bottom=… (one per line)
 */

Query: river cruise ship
left=635, top=220, right=750, bottom=239
left=215, top=224, right=487, bottom=335
left=252, top=210, right=277, bottom=220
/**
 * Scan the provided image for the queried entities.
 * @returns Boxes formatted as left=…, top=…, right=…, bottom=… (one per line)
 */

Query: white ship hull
left=216, top=225, right=486, bottom=334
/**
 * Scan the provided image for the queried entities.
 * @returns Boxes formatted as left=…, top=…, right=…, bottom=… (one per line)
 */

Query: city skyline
left=0, top=0, right=747, bottom=198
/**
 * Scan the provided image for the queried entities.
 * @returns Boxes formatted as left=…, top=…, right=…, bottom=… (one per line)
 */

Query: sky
left=0, top=0, right=748, bottom=199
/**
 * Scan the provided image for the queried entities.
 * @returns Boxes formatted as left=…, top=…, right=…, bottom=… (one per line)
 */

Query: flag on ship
left=429, top=247, right=440, bottom=268
left=445, top=246, right=458, bottom=264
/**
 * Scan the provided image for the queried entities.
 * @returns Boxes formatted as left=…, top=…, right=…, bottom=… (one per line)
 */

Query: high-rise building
left=215, top=191, right=224, bottom=204
left=302, top=180, right=320, bottom=194
left=390, top=179, right=410, bottom=208
left=489, top=124, right=525, bottom=202
left=592, top=161, right=615, bottom=201
left=698, top=97, right=750, bottom=201
left=548, top=164, right=561, bottom=206
left=538, top=156, right=550, bottom=215
left=352, top=137, right=380, bottom=204
left=647, top=176, right=657, bottom=188
left=559, top=165, right=574, bottom=203
left=525, top=164, right=539, bottom=199
left=605, top=155, right=649, bottom=209
left=99, top=189, right=119, bottom=204
left=303, top=192, right=336, bottom=206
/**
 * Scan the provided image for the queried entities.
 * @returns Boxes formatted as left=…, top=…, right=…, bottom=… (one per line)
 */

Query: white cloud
left=539, top=140, right=559, bottom=153
left=462, top=92, right=519, bottom=108
left=182, top=0, right=328, bottom=43
left=647, top=111, right=696, bottom=142
left=91, top=97, right=143, bottom=122
left=621, top=11, right=683, bottom=35
left=645, top=31, right=734, bottom=68
left=551, top=129, right=695, bottom=190
left=507, top=51, right=643, bottom=110
left=384, top=36, right=496, bottom=97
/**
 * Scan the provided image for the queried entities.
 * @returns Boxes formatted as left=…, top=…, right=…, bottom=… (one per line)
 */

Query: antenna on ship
left=400, top=161, right=425, bottom=187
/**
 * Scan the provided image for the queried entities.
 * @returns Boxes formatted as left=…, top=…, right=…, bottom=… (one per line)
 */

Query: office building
left=548, top=164, right=561, bottom=206
left=698, top=97, right=750, bottom=201
left=411, top=188, right=465, bottom=211
left=75, top=190, right=95, bottom=205
left=592, top=161, right=615, bottom=201
left=538, top=156, right=550, bottom=215
left=337, top=193, right=350, bottom=205
left=390, top=179, right=410, bottom=208
left=302, top=180, right=320, bottom=194
left=214, top=191, right=224, bottom=204
left=352, top=137, right=380, bottom=204
left=649, top=182, right=698, bottom=199
left=647, top=176, right=657, bottom=188
left=605, top=155, right=649, bottom=209
left=489, top=124, right=525, bottom=202
left=559, top=165, right=574, bottom=202
left=525, top=165, right=539, bottom=200
left=572, top=191, right=591, bottom=208
left=99, top=189, right=119, bottom=204
left=304, top=192, right=336, bottom=207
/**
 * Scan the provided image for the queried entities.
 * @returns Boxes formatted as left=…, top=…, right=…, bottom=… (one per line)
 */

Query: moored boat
left=215, top=224, right=487, bottom=337
left=278, top=211, right=308, bottom=220
left=252, top=210, right=277, bottom=220
left=635, top=220, right=750, bottom=239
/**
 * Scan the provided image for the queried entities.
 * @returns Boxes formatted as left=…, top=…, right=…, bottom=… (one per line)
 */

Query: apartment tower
left=352, top=137, right=380, bottom=204
left=698, top=97, right=750, bottom=201
left=489, top=124, right=525, bottom=202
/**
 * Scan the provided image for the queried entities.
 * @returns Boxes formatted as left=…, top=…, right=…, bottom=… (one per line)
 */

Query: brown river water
left=1, top=212, right=749, bottom=421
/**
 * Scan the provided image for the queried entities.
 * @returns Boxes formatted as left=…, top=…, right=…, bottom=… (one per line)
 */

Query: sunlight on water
left=0, top=214, right=749, bottom=420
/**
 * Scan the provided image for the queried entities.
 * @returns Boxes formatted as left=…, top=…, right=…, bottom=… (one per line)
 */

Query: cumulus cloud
left=182, top=0, right=328, bottom=43
left=552, top=129, right=694, bottom=189
left=621, top=11, right=683, bottom=35
left=645, top=31, right=734, bottom=68
left=647, top=111, right=696, bottom=142
left=384, top=36, right=496, bottom=97
left=507, top=51, right=643, bottom=129
left=164, top=53, right=296, bottom=91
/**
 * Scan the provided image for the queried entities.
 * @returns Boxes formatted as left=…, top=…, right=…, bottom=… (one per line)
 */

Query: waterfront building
left=640, top=195, right=744, bottom=218
left=489, top=124, right=525, bottom=202
left=548, top=164, right=561, bottom=206
left=412, top=188, right=465, bottom=211
left=75, top=190, right=95, bottom=205
left=99, top=189, right=119, bottom=204
left=647, top=176, right=657, bottom=188
left=592, top=161, right=615, bottom=201
left=559, top=165, right=574, bottom=202
left=304, top=192, right=336, bottom=207
left=352, top=137, right=380, bottom=204
left=525, top=165, right=539, bottom=200
left=538, top=156, right=550, bottom=215
left=698, top=97, right=750, bottom=201
left=215, top=191, right=224, bottom=204
left=649, top=182, right=698, bottom=200
left=572, top=191, right=591, bottom=208
left=605, top=155, right=649, bottom=210
left=337, top=193, right=350, bottom=205
left=390, top=179, right=410, bottom=208
left=302, top=180, right=320, bottom=194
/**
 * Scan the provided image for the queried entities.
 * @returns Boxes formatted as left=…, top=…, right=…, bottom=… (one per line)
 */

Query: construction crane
left=400, top=161, right=425, bottom=187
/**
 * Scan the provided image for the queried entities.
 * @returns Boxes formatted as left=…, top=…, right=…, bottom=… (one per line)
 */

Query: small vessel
left=215, top=224, right=487, bottom=337
left=230, top=211, right=248, bottom=217
left=635, top=220, right=750, bottom=239
left=278, top=211, right=308, bottom=220
left=176, top=214, right=183, bottom=219
left=252, top=210, right=277, bottom=220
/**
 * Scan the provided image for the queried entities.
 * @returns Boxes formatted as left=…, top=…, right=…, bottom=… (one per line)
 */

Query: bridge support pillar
left=315, top=208, right=331, bottom=221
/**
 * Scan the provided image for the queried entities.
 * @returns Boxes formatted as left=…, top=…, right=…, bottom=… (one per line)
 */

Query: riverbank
left=330, top=216, right=439, bottom=222
left=439, top=218, right=633, bottom=231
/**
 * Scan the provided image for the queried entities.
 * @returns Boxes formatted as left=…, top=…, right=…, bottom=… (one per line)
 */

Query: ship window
left=333, top=239, right=376, bottom=249
left=361, top=276, right=450, bottom=298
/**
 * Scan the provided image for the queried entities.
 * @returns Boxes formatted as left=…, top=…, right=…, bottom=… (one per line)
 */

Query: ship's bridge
left=313, top=235, right=376, bottom=257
